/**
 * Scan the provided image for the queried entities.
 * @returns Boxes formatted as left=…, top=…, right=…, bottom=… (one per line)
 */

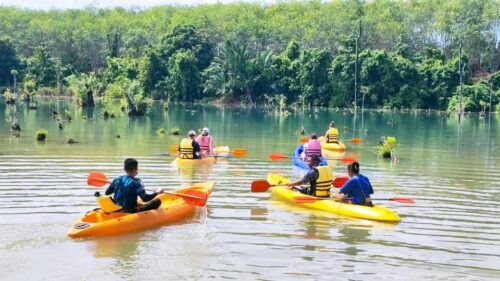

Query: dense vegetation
left=0, top=0, right=499, bottom=113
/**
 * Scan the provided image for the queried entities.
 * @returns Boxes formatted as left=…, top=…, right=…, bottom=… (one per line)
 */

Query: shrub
left=35, top=129, right=48, bottom=141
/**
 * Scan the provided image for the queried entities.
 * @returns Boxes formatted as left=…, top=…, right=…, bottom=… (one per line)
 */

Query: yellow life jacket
left=327, top=128, right=339, bottom=143
left=312, top=166, right=333, bottom=198
left=97, top=195, right=122, bottom=213
left=179, top=138, right=194, bottom=159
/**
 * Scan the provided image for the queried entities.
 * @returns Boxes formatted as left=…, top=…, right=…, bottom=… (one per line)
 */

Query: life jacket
left=179, top=138, right=194, bottom=159
left=327, top=128, right=339, bottom=143
left=97, top=195, right=122, bottom=213
left=305, top=139, right=322, bottom=157
left=310, top=166, right=333, bottom=198
left=196, top=135, right=213, bottom=154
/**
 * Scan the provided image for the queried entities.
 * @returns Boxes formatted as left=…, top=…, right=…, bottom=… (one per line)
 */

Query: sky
left=0, top=0, right=274, bottom=10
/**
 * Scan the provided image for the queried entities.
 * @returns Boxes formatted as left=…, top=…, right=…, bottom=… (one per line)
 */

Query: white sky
left=0, top=0, right=274, bottom=10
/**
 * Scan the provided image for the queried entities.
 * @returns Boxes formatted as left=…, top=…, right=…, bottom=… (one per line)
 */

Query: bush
left=157, top=127, right=167, bottom=134
left=35, top=129, right=48, bottom=141
left=378, top=136, right=398, bottom=158
left=3, top=89, right=15, bottom=104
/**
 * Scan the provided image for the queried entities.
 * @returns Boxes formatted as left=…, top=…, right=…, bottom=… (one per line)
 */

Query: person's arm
left=286, top=170, right=314, bottom=188
left=105, top=178, right=117, bottom=195
left=136, top=179, right=161, bottom=202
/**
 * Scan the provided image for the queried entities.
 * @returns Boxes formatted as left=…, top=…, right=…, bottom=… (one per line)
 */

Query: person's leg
left=292, top=186, right=310, bottom=195
left=138, top=199, right=161, bottom=212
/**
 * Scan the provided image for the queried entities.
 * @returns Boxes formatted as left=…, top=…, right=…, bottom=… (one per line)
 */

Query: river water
left=0, top=101, right=499, bottom=280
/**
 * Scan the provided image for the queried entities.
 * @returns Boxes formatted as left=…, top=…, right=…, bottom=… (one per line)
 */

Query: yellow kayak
left=67, top=181, right=215, bottom=238
left=319, top=136, right=346, bottom=151
left=171, top=146, right=229, bottom=166
left=267, top=173, right=400, bottom=223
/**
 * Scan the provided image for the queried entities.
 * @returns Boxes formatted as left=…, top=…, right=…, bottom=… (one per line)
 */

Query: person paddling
left=196, top=127, right=214, bottom=156
left=334, top=161, right=374, bottom=206
left=105, top=158, right=164, bottom=213
left=179, top=130, right=201, bottom=159
left=325, top=121, right=340, bottom=144
left=303, top=133, right=322, bottom=161
left=285, top=155, right=332, bottom=198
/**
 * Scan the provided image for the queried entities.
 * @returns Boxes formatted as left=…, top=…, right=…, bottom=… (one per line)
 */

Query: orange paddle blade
left=299, top=136, right=309, bottom=143
left=350, top=138, right=362, bottom=144
left=231, top=148, right=247, bottom=157
left=389, top=196, right=415, bottom=204
left=268, top=153, right=289, bottom=161
left=169, top=145, right=179, bottom=153
left=87, top=172, right=110, bottom=187
left=251, top=180, right=272, bottom=192
left=175, top=189, right=209, bottom=207
left=332, top=176, right=349, bottom=188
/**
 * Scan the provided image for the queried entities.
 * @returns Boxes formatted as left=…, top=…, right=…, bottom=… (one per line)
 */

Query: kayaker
left=179, top=130, right=201, bottom=159
left=334, top=161, right=374, bottom=206
left=303, top=133, right=322, bottom=160
left=286, top=155, right=332, bottom=198
left=325, top=121, right=339, bottom=143
left=105, top=158, right=164, bottom=213
left=195, top=127, right=214, bottom=156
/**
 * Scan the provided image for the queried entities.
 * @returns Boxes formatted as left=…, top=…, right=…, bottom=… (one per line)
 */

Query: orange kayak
left=67, top=181, right=215, bottom=238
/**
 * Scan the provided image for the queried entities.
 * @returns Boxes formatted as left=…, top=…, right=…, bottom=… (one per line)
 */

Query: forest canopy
left=0, top=0, right=499, bottom=112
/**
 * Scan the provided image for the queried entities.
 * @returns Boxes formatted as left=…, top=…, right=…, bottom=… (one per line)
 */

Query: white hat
left=202, top=127, right=210, bottom=134
left=188, top=130, right=196, bottom=136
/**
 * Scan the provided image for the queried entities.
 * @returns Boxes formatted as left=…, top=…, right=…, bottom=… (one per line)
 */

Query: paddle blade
left=332, top=176, right=349, bottom=188
left=292, top=196, right=319, bottom=203
left=339, top=156, right=357, bottom=164
left=389, top=196, right=415, bottom=204
left=180, top=189, right=209, bottom=207
left=231, top=148, right=247, bottom=157
left=299, top=137, right=309, bottom=143
left=350, top=138, right=362, bottom=144
left=268, top=153, right=289, bottom=161
left=251, top=180, right=272, bottom=192
left=169, top=145, right=179, bottom=153
left=87, top=172, right=110, bottom=187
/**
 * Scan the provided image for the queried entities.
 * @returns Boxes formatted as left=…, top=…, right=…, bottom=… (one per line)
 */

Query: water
left=1, top=101, right=499, bottom=280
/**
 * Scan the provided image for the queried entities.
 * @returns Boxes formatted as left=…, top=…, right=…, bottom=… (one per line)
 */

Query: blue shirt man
left=339, top=174, right=373, bottom=205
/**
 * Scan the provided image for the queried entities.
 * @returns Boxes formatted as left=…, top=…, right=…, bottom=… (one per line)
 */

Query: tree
left=164, top=50, right=201, bottom=102
left=25, top=45, right=57, bottom=88
left=0, top=37, right=20, bottom=86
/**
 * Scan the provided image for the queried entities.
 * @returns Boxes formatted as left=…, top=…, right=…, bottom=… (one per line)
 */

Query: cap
left=202, top=127, right=210, bottom=134
left=188, top=130, right=196, bottom=136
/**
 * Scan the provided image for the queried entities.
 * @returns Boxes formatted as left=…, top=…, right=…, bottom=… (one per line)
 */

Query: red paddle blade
left=390, top=196, right=415, bottom=204
left=332, top=176, right=349, bottom=188
left=251, top=180, right=272, bottom=192
left=339, top=156, right=357, bottom=164
left=350, top=138, right=362, bottom=144
left=179, top=189, right=209, bottom=207
left=292, top=196, right=320, bottom=203
left=299, top=137, right=309, bottom=143
left=87, top=172, right=110, bottom=187
left=268, top=153, right=288, bottom=161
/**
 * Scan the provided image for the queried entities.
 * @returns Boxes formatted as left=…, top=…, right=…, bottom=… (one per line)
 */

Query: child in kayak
left=285, top=155, right=321, bottom=196
left=105, top=158, right=164, bottom=213
left=325, top=121, right=340, bottom=143
left=334, top=161, right=374, bottom=206
left=196, top=127, right=214, bottom=156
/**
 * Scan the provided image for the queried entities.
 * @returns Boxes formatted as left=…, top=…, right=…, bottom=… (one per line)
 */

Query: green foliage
left=25, top=45, right=57, bottom=88
left=21, top=76, right=37, bottom=102
left=378, top=136, right=398, bottom=158
left=66, top=73, right=98, bottom=107
left=0, top=37, right=20, bottom=86
left=170, top=127, right=181, bottom=135
left=35, top=129, right=48, bottom=141
left=164, top=50, right=201, bottom=101
left=447, top=82, right=498, bottom=112
left=3, top=89, right=16, bottom=104
left=123, top=80, right=152, bottom=116
left=156, top=127, right=167, bottom=134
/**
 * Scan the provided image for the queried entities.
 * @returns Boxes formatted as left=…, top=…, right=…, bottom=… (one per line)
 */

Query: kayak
left=67, top=181, right=215, bottom=238
left=171, top=146, right=229, bottom=166
left=292, top=145, right=328, bottom=170
left=267, top=173, right=400, bottom=222
left=319, top=136, right=346, bottom=151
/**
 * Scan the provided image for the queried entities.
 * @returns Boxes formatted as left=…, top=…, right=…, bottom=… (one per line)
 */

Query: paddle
left=251, top=180, right=281, bottom=193
left=292, top=196, right=415, bottom=204
left=87, top=172, right=208, bottom=207
left=299, top=137, right=362, bottom=144
left=268, top=153, right=356, bottom=164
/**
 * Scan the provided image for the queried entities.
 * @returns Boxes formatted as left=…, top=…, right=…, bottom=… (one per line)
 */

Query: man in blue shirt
left=105, top=158, right=164, bottom=213
left=336, top=162, right=374, bottom=206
